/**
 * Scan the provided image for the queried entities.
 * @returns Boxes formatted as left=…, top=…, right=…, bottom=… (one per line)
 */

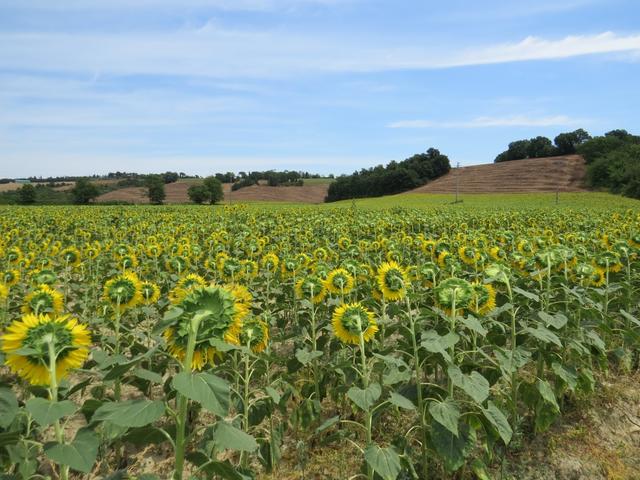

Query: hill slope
left=95, top=181, right=330, bottom=204
left=409, top=155, right=587, bottom=194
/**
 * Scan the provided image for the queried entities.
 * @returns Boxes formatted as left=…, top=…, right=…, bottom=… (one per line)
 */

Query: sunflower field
left=0, top=203, right=639, bottom=479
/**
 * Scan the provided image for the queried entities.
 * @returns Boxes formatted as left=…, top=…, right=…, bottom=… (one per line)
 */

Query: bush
left=71, top=179, right=100, bottom=204
left=187, top=185, right=209, bottom=204
left=146, top=175, right=166, bottom=204
left=17, top=184, right=36, bottom=205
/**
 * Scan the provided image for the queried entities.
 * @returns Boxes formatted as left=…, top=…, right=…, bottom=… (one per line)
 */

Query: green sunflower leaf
left=481, top=401, right=512, bottom=445
left=347, top=383, right=381, bottom=411
left=214, top=421, right=258, bottom=452
left=0, top=388, right=18, bottom=428
left=26, top=398, right=77, bottom=427
left=92, top=399, right=165, bottom=428
left=172, top=372, right=229, bottom=416
left=429, top=399, right=460, bottom=437
left=44, top=428, right=99, bottom=473
left=364, top=445, right=401, bottom=480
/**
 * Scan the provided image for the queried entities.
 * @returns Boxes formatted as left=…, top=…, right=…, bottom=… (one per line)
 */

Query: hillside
left=95, top=180, right=331, bottom=204
left=409, top=154, right=587, bottom=194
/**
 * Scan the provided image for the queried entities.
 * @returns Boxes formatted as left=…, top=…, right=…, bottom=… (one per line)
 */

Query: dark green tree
left=203, top=176, right=224, bottom=204
left=71, top=178, right=100, bottom=204
left=554, top=129, right=591, bottom=155
left=146, top=175, right=166, bottom=205
left=17, top=184, right=36, bottom=205
left=187, top=184, right=209, bottom=204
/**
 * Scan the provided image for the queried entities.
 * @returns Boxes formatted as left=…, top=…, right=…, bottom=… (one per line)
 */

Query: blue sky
left=1, top=0, right=639, bottom=177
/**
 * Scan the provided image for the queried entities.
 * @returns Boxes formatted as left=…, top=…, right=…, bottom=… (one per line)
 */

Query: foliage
left=1, top=199, right=639, bottom=479
left=145, top=175, right=166, bottom=204
left=326, top=147, right=450, bottom=201
left=187, top=185, right=209, bottom=204
left=70, top=179, right=100, bottom=204
left=579, top=130, right=640, bottom=198
left=16, top=184, right=36, bottom=205
left=494, top=129, right=592, bottom=162
left=203, top=176, right=224, bottom=204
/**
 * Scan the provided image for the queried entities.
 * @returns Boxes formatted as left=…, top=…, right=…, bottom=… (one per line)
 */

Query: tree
left=527, top=136, right=556, bottom=158
left=146, top=175, right=166, bottom=204
left=17, top=184, right=36, bottom=205
left=162, top=171, right=179, bottom=184
left=71, top=178, right=100, bottom=204
left=203, top=176, right=224, bottom=204
left=187, top=185, right=209, bottom=204
left=554, top=129, right=591, bottom=155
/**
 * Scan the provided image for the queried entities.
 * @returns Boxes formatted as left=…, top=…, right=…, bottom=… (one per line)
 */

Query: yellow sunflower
left=140, top=281, right=161, bottom=305
left=103, top=271, right=143, bottom=312
left=332, top=303, right=378, bottom=345
left=237, top=316, right=269, bottom=353
left=261, top=252, right=280, bottom=274
left=59, top=246, right=82, bottom=267
left=0, top=283, right=8, bottom=301
left=169, top=273, right=207, bottom=304
left=1, top=269, right=20, bottom=287
left=325, top=268, right=355, bottom=295
left=163, top=285, right=248, bottom=370
left=468, top=283, right=496, bottom=316
left=295, top=275, right=327, bottom=304
left=376, top=261, right=408, bottom=302
left=22, top=284, right=64, bottom=315
left=1, top=313, right=91, bottom=386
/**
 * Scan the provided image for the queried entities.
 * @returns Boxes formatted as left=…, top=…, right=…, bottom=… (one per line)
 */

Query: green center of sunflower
left=107, top=278, right=137, bottom=304
left=238, top=318, right=265, bottom=348
left=141, top=284, right=156, bottom=300
left=28, top=292, right=55, bottom=312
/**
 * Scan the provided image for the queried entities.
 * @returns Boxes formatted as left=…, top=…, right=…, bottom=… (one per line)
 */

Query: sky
left=1, top=0, right=639, bottom=177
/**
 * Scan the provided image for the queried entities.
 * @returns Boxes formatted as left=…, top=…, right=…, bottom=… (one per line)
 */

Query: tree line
left=325, top=148, right=451, bottom=202
left=494, top=129, right=591, bottom=162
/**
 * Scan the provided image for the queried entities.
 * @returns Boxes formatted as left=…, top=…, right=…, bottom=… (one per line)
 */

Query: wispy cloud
left=1, top=30, right=639, bottom=78
left=388, top=115, right=583, bottom=129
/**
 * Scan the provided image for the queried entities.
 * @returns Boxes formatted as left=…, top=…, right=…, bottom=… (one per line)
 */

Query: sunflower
left=376, top=262, right=408, bottom=301
left=458, top=246, right=480, bottom=266
left=332, top=303, right=378, bottom=345
left=468, top=283, right=496, bottom=316
left=240, top=259, right=259, bottom=279
left=237, top=316, right=269, bottom=353
left=226, top=283, right=252, bottom=308
left=590, top=268, right=606, bottom=287
left=434, top=278, right=473, bottom=316
left=261, top=252, right=280, bottom=274
left=22, top=284, right=64, bottom=315
left=140, top=281, right=161, bottom=305
left=325, top=268, right=355, bottom=295
left=313, top=247, right=329, bottom=262
left=437, top=251, right=451, bottom=268
left=593, top=252, right=623, bottom=273
left=30, top=269, right=57, bottom=286
left=169, top=274, right=207, bottom=304
left=163, top=285, right=248, bottom=370
left=145, top=243, right=163, bottom=258
left=6, top=247, right=23, bottom=265
left=1, top=269, right=20, bottom=287
left=165, top=255, right=189, bottom=274
left=59, top=246, right=82, bottom=267
left=488, top=246, right=506, bottom=261
left=0, top=283, right=8, bottom=301
left=103, top=272, right=143, bottom=312
left=1, top=313, right=91, bottom=386
left=295, top=275, right=327, bottom=304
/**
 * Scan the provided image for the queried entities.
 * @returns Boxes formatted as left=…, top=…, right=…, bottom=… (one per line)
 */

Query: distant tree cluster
left=325, top=148, right=451, bottom=202
left=187, top=177, right=224, bottom=204
left=494, top=129, right=591, bottom=163
left=229, top=170, right=316, bottom=191
left=579, top=130, right=640, bottom=198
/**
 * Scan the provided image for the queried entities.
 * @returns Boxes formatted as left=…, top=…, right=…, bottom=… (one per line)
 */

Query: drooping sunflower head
left=434, top=278, right=473, bottom=315
left=295, top=275, right=327, bottom=304
left=117, top=253, right=139, bottom=270
left=163, top=285, right=248, bottom=370
left=1, top=269, right=20, bottom=287
left=593, top=251, right=623, bottom=273
left=325, top=268, right=355, bottom=295
left=468, top=282, right=496, bottom=316
left=226, top=283, right=252, bottom=308
left=458, top=246, right=480, bottom=266
left=6, top=247, right=23, bottom=265
left=313, top=247, right=328, bottom=262
left=376, top=261, right=408, bottom=302
left=60, top=246, right=82, bottom=267
left=1, top=313, right=91, bottom=386
left=103, top=271, right=143, bottom=312
left=169, top=273, right=207, bottom=304
left=22, top=284, right=64, bottom=315
left=237, top=316, right=269, bottom=353
left=145, top=242, right=163, bottom=258
left=164, top=255, right=189, bottom=274
left=261, top=252, right=280, bottom=274
left=590, top=267, right=606, bottom=287
left=240, top=259, right=259, bottom=279
left=332, top=303, right=378, bottom=345
left=140, top=281, right=161, bottom=305
left=488, top=246, right=506, bottom=261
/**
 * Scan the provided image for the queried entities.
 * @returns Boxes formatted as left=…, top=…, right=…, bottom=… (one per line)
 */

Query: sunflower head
left=376, top=261, right=408, bottom=302
left=169, top=273, right=207, bottom=304
left=140, top=281, right=161, bottom=305
left=22, top=284, right=64, bottom=315
left=237, top=316, right=269, bottom=353
left=31, top=269, right=57, bottom=286
left=163, top=285, right=248, bottom=370
left=2, top=269, right=20, bottom=287
left=103, top=272, right=143, bottom=312
left=60, top=247, right=82, bottom=267
left=0, top=283, right=8, bottom=301
left=261, top=252, right=280, bottom=274
left=295, top=275, right=327, bottom=304
left=332, top=303, right=378, bottom=345
left=468, top=283, right=496, bottom=316
left=434, top=278, right=473, bottom=315
left=1, top=313, right=91, bottom=386
left=458, top=246, right=480, bottom=265
left=325, top=268, right=355, bottom=295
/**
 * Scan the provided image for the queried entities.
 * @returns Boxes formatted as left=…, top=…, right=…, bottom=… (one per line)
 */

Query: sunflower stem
left=173, top=313, right=203, bottom=480
left=405, top=297, right=429, bottom=480
left=356, top=319, right=373, bottom=480
left=47, top=337, right=69, bottom=480
left=113, top=297, right=122, bottom=402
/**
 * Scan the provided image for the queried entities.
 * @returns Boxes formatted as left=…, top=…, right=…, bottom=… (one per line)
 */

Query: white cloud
left=12, top=0, right=350, bottom=11
left=388, top=115, right=582, bottom=129
left=0, top=30, right=639, bottom=78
